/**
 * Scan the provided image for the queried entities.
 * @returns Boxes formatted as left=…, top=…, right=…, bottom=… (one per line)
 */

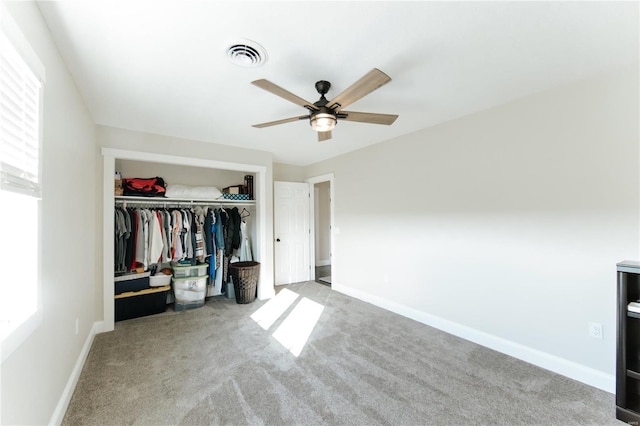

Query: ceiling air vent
left=226, top=40, right=267, bottom=67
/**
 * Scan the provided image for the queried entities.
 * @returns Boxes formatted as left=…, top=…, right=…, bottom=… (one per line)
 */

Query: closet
left=102, top=148, right=273, bottom=332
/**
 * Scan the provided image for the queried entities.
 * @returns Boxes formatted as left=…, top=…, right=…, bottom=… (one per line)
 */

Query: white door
left=274, top=181, right=310, bottom=285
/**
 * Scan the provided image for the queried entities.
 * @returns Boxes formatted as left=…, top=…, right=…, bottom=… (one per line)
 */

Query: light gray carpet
left=63, top=281, right=621, bottom=425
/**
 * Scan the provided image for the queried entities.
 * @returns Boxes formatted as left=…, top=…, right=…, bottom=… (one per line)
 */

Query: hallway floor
left=315, top=265, right=331, bottom=286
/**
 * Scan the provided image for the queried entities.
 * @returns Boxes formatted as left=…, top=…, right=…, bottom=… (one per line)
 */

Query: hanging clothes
left=134, top=209, right=146, bottom=269
left=114, top=207, right=129, bottom=273
left=161, top=210, right=172, bottom=263
left=171, top=210, right=183, bottom=261
left=193, top=206, right=206, bottom=264
left=113, top=204, right=254, bottom=281
left=239, top=219, right=252, bottom=262
left=129, top=209, right=139, bottom=271
left=148, top=211, right=164, bottom=265
left=229, top=207, right=241, bottom=253
left=203, top=208, right=214, bottom=257
left=223, top=208, right=234, bottom=256
left=215, top=208, right=225, bottom=266
left=124, top=209, right=136, bottom=271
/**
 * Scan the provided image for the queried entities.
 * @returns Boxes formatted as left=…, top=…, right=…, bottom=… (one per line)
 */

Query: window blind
left=0, top=29, right=42, bottom=198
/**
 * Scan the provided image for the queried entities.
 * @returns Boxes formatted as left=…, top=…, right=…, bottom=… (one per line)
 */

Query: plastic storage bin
left=172, top=262, right=208, bottom=278
left=172, top=275, right=207, bottom=311
left=150, top=273, right=172, bottom=287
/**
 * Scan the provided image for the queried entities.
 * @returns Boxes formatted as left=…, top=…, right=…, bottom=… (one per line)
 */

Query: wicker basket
left=229, top=261, right=260, bottom=304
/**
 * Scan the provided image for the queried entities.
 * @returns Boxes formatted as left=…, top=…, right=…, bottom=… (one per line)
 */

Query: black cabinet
left=617, top=260, right=640, bottom=423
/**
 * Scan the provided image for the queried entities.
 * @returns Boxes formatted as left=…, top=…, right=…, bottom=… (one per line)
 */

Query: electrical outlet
left=589, top=322, right=603, bottom=339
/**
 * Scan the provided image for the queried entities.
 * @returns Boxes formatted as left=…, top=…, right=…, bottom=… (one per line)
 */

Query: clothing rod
left=114, top=199, right=254, bottom=208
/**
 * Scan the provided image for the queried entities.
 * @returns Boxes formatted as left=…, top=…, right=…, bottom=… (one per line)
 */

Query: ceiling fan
left=251, top=68, right=398, bottom=142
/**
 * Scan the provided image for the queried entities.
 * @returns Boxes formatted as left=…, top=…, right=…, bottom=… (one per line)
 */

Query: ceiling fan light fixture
left=310, top=113, right=336, bottom=132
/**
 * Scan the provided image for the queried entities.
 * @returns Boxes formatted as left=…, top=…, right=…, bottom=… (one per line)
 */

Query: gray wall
left=306, top=66, right=639, bottom=384
left=273, top=162, right=306, bottom=182
left=1, top=2, right=99, bottom=424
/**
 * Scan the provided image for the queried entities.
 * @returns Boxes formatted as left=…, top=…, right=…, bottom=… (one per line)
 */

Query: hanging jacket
left=204, top=208, right=213, bottom=255
left=224, top=207, right=241, bottom=256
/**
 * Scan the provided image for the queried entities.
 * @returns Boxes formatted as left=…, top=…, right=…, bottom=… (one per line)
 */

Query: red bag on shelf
left=122, top=177, right=166, bottom=197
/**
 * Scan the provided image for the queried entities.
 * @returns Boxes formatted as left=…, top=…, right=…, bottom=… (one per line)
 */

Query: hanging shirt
left=239, top=219, right=252, bottom=262
left=134, top=209, right=146, bottom=268
left=181, top=209, right=191, bottom=260
left=125, top=208, right=136, bottom=271
left=193, top=206, right=206, bottom=263
left=162, top=210, right=172, bottom=263
left=172, top=210, right=183, bottom=261
left=114, top=208, right=126, bottom=273
left=204, top=208, right=214, bottom=255
left=130, top=209, right=139, bottom=271
left=142, top=209, right=152, bottom=269
left=148, top=211, right=164, bottom=265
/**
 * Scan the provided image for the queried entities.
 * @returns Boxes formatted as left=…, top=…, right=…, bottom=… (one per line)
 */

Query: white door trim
left=306, top=173, right=335, bottom=282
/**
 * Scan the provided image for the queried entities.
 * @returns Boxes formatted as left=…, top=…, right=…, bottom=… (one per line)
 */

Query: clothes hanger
left=241, top=208, right=250, bottom=218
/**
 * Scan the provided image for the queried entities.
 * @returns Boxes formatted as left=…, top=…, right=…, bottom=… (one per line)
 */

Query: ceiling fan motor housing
left=315, top=80, right=331, bottom=96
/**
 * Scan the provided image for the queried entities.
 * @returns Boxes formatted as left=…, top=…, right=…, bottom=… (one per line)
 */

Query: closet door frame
left=101, top=147, right=273, bottom=332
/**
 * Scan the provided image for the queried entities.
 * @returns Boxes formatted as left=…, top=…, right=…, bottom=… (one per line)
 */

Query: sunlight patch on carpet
left=272, top=297, right=324, bottom=357
left=250, top=289, right=325, bottom=357
left=250, top=288, right=299, bottom=330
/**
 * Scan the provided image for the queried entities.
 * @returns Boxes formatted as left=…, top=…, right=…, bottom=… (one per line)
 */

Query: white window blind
left=0, top=28, right=42, bottom=198
left=0, top=4, right=45, bottom=360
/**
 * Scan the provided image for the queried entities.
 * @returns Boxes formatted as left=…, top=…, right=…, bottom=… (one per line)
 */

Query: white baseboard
left=315, top=259, right=331, bottom=267
left=49, top=321, right=103, bottom=426
left=332, top=282, right=615, bottom=393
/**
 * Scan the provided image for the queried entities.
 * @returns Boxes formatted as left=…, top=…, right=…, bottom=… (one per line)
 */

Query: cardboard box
left=223, top=185, right=247, bottom=194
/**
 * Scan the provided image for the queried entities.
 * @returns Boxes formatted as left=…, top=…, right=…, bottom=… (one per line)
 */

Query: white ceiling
left=36, top=1, right=638, bottom=166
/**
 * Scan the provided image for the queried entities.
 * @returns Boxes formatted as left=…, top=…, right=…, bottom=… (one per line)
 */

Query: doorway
left=307, top=174, right=334, bottom=287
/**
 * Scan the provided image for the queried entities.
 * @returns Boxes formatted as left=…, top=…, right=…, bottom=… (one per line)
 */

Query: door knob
left=276, top=238, right=281, bottom=242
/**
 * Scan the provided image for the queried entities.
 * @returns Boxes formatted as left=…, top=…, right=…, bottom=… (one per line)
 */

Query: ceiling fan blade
left=252, top=115, right=308, bottom=128
left=252, top=79, right=319, bottom=111
left=327, top=68, right=392, bottom=111
left=340, top=111, right=398, bottom=125
left=318, top=130, right=332, bottom=142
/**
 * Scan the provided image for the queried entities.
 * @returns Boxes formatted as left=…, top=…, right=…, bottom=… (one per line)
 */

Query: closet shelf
left=115, top=195, right=255, bottom=206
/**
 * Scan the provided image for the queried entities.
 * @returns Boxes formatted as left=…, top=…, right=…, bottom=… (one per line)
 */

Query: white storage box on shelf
left=172, top=262, right=208, bottom=278
left=172, top=275, right=207, bottom=311
left=149, top=273, right=172, bottom=287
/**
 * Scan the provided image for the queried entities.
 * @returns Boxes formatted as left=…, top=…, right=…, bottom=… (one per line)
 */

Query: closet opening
left=102, top=148, right=273, bottom=333
left=307, top=174, right=334, bottom=287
